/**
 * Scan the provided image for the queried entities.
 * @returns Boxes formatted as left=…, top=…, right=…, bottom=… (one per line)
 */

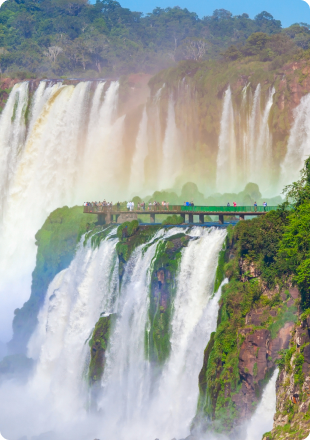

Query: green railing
left=180, top=205, right=278, bottom=213
left=84, top=205, right=283, bottom=214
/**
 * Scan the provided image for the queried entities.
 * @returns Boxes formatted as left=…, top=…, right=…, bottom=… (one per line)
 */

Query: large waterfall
left=0, top=77, right=307, bottom=342
left=280, top=93, right=310, bottom=188
left=216, top=84, right=276, bottom=195
left=0, top=227, right=227, bottom=440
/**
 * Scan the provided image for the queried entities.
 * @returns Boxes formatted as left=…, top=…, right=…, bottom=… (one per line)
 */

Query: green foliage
left=161, top=214, right=183, bottom=225
left=9, top=205, right=94, bottom=354
left=147, top=233, right=189, bottom=364
left=88, top=314, right=113, bottom=385
left=117, top=220, right=139, bottom=240
left=0, top=0, right=303, bottom=78
left=268, top=305, right=297, bottom=339
left=280, top=159, right=310, bottom=309
left=214, top=247, right=226, bottom=293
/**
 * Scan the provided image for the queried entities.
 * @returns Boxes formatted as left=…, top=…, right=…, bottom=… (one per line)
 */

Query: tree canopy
left=0, top=0, right=291, bottom=77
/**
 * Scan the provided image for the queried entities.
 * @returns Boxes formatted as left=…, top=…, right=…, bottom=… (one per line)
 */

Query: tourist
left=127, top=201, right=130, bottom=211
left=117, top=202, right=120, bottom=211
left=233, top=201, right=237, bottom=207
left=166, top=201, right=169, bottom=210
left=263, top=201, right=267, bottom=212
left=148, top=202, right=152, bottom=210
left=227, top=202, right=230, bottom=207
left=183, top=201, right=186, bottom=206
left=254, top=201, right=257, bottom=212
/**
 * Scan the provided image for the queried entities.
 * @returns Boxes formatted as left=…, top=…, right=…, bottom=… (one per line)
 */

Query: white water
left=0, top=227, right=228, bottom=440
left=0, top=80, right=123, bottom=340
left=129, top=106, right=149, bottom=195
left=216, top=84, right=275, bottom=195
left=245, top=369, right=278, bottom=440
left=280, top=93, right=310, bottom=188
left=161, top=95, right=182, bottom=190
left=97, top=227, right=226, bottom=440
left=217, top=87, right=237, bottom=193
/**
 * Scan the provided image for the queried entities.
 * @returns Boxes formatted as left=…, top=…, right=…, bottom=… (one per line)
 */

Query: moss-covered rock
left=146, top=233, right=191, bottom=364
left=88, top=315, right=114, bottom=386
left=8, top=206, right=95, bottom=355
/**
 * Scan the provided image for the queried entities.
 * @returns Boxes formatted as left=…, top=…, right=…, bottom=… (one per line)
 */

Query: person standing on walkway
left=127, top=201, right=130, bottom=211
left=254, top=201, right=257, bottom=212
left=263, top=201, right=267, bottom=212
left=233, top=201, right=237, bottom=207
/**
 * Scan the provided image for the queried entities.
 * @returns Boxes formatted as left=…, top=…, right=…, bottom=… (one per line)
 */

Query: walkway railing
left=83, top=205, right=281, bottom=214
left=180, top=206, right=278, bottom=213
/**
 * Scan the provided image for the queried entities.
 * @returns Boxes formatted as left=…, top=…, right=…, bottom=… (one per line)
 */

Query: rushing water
left=0, top=227, right=229, bottom=440
left=0, top=77, right=304, bottom=343
left=280, top=92, right=310, bottom=189
left=216, top=84, right=275, bottom=195
left=245, top=369, right=278, bottom=440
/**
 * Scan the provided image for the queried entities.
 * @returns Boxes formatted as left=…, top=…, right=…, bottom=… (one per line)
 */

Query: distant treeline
left=0, top=0, right=309, bottom=78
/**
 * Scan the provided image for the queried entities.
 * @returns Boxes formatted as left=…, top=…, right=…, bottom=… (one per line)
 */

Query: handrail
left=83, top=205, right=284, bottom=214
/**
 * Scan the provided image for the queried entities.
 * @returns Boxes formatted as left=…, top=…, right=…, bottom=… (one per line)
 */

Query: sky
left=118, top=0, right=310, bottom=28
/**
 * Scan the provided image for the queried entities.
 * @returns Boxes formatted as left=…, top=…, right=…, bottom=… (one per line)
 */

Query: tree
left=183, top=38, right=209, bottom=61
left=43, top=46, right=63, bottom=64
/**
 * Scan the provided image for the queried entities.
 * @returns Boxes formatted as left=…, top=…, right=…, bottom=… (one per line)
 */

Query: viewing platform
left=83, top=205, right=278, bottom=225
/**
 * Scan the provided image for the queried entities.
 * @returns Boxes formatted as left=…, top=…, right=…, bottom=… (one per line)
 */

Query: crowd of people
left=226, top=201, right=268, bottom=211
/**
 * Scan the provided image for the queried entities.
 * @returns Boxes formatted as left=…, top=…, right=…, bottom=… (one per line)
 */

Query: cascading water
left=161, top=95, right=182, bottom=189
left=129, top=106, right=149, bottom=195
left=0, top=226, right=227, bottom=440
left=0, top=80, right=123, bottom=340
left=216, top=84, right=276, bottom=196
left=216, top=86, right=237, bottom=193
left=245, top=369, right=278, bottom=440
left=280, top=92, right=310, bottom=188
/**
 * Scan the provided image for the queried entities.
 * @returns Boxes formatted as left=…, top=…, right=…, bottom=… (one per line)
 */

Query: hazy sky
left=118, top=0, right=310, bottom=28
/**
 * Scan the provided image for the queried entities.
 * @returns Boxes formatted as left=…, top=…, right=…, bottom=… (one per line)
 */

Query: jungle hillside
left=1, top=0, right=310, bottom=78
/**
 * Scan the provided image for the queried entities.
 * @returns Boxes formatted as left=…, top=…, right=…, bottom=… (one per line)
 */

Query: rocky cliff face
left=265, top=305, right=310, bottom=440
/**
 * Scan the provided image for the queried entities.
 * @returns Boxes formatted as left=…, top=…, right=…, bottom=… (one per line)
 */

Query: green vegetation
left=8, top=205, right=94, bottom=354
left=147, top=232, right=190, bottom=363
left=115, top=220, right=159, bottom=278
left=197, top=158, right=310, bottom=434
left=281, top=158, right=310, bottom=309
left=0, top=1, right=288, bottom=77
left=161, top=214, right=183, bottom=225
left=88, top=314, right=113, bottom=385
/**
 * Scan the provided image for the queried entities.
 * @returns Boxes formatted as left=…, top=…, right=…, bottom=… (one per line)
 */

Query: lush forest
left=0, top=0, right=309, bottom=78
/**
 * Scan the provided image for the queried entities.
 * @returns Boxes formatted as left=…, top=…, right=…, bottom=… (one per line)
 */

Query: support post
left=199, top=214, right=204, bottom=224
left=115, top=214, right=119, bottom=223
left=181, top=213, right=185, bottom=223
left=189, top=214, right=194, bottom=224
left=239, top=214, right=245, bottom=221
left=219, top=214, right=224, bottom=225
left=150, top=213, right=155, bottom=223
left=105, top=212, right=111, bottom=224
left=98, top=214, right=105, bottom=225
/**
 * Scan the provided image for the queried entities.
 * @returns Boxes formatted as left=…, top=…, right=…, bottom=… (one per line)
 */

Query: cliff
left=264, top=309, right=310, bottom=440
left=195, top=209, right=299, bottom=435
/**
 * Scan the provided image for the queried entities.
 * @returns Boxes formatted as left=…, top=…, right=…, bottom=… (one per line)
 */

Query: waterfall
left=97, top=227, right=226, bottom=440
left=280, top=93, right=310, bottom=188
left=0, top=227, right=226, bottom=440
left=129, top=107, right=148, bottom=195
left=0, top=80, right=122, bottom=340
left=245, top=369, right=278, bottom=440
left=216, top=84, right=275, bottom=195
left=216, top=87, right=237, bottom=193
left=161, top=95, right=182, bottom=189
